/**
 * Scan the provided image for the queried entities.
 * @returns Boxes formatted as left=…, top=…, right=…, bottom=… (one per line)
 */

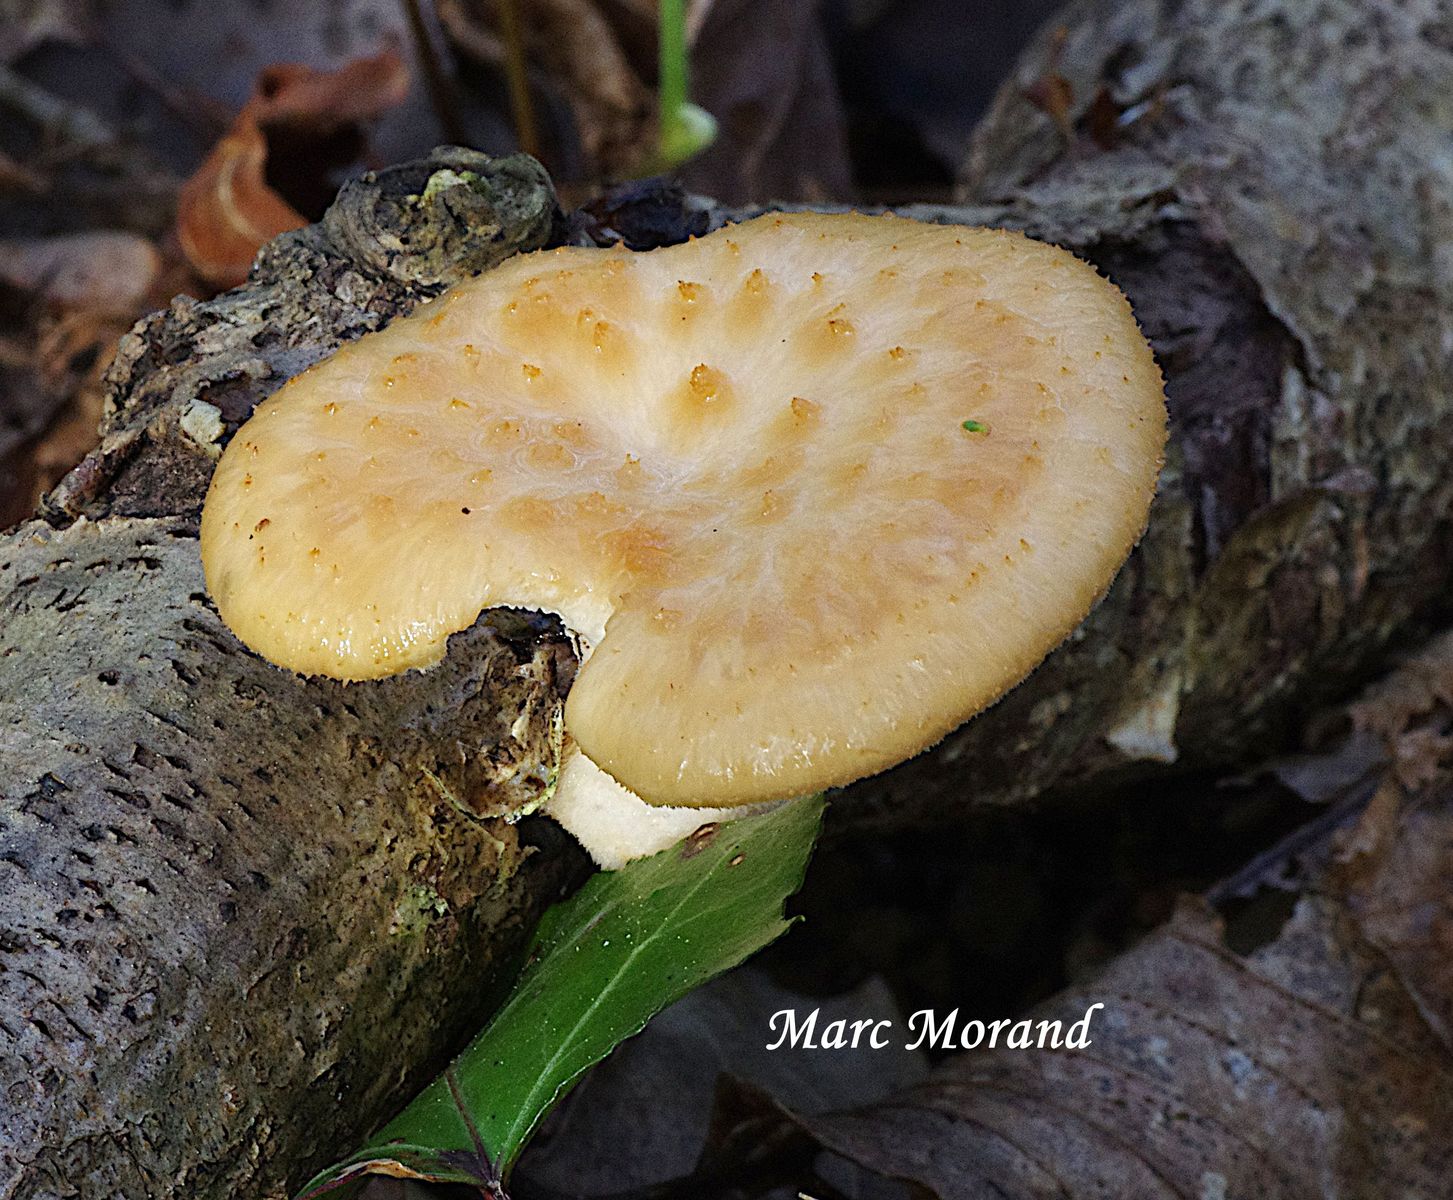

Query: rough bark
left=836, top=0, right=1453, bottom=823
left=3, top=0, right=1453, bottom=1193
left=0, top=150, right=588, bottom=1200
left=586, top=0, right=1453, bottom=829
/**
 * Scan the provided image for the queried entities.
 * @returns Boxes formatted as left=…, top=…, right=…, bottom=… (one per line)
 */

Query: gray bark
left=838, top=0, right=1453, bottom=823
left=0, top=150, right=586, bottom=1200
left=4, top=0, right=1453, bottom=1192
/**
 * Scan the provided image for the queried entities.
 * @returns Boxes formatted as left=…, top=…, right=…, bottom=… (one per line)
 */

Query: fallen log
left=0, top=151, right=586, bottom=1200
left=843, top=0, right=1453, bottom=822
left=3, top=0, right=1452, bottom=1192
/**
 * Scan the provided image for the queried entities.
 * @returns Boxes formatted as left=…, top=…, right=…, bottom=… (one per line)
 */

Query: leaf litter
left=176, top=49, right=412, bottom=287
left=701, top=635, right=1453, bottom=1199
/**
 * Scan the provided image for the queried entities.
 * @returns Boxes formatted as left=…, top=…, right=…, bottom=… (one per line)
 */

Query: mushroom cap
left=201, top=212, right=1165, bottom=807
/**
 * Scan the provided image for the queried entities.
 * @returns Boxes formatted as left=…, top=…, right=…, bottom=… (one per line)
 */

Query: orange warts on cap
left=201, top=211, right=1167, bottom=855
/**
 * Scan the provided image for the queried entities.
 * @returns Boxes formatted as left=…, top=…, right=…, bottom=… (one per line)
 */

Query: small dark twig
left=104, top=43, right=228, bottom=142
left=0, top=65, right=118, bottom=152
left=402, top=0, right=471, bottom=145
left=445, top=1066, right=507, bottom=1199
left=496, top=0, right=541, bottom=160
left=1205, top=772, right=1382, bottom=906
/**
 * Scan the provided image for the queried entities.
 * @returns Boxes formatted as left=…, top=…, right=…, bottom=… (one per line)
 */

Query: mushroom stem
left=544, top=747, right=779, bottom=870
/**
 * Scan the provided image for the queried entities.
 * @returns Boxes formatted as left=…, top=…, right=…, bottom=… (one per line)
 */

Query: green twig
left=651, top=0, right=716, bottom=172
left=659, top=0, right=687, bottom=149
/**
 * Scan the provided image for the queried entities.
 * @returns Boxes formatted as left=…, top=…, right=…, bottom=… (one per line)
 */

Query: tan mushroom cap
left=201, top=212, right=1166, bottom=808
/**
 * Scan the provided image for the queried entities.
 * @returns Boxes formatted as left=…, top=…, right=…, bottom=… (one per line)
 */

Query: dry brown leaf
left=0, top=346, right=51, bottom=528
left=0, top=230, right=160, bottom=311
left=31, top=401, right=103, bottom=486
left=794, top=889, right=1453, bottom=1197
left=748, top=638, right=1453, bottom=1198
left=518, top=0, right=653, bottom=175
left=1329, top=782, right=1453, bottom=1055
left=176, top=49, right=410, bottom=289
left=32, top=309, right=123, bottom=471
left=176, top=114, right=303, bottom=288
left=1348, top=629, right=1453, bottom=790
left=0, top=306, right=126, bottom=528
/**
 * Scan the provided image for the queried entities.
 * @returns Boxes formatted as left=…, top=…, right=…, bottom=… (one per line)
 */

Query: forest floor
left=5, top=3, right=1450, bottom=1197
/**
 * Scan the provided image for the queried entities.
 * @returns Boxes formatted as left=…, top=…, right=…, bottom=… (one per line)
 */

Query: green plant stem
left=658, top=0, right=688, bottom=154
left=643, top=0, right=716, bottom=173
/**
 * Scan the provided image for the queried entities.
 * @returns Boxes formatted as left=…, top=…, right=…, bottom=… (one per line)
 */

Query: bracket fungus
left=201, top=213, right=1166, bottom=867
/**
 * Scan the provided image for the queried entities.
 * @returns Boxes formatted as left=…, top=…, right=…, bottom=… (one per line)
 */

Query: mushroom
left=200, top=212, right=1166, bottom=867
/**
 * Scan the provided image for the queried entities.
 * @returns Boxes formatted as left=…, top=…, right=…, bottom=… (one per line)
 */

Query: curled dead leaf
left=177, top=119, right=303, bottom=288
left=176, top=49, right=411, bottom=289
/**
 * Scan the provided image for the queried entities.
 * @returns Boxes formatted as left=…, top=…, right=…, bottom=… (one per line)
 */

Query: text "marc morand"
left=766, top=1003, right=1105, bottom=1052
